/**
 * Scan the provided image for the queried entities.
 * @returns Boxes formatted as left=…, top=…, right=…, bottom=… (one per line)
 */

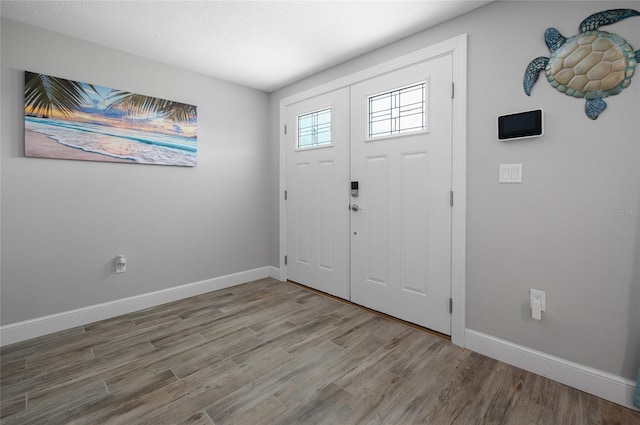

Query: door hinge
left=451, top=82, right=455, bottom=99
left=284, top=255, right=288, bottom=265
left=449, top=298, right=453, bottom=314
left=284, top=190, right=288, bottom=200
left=284, top=124, right=287, bottom=135
left=450, top=191, right=454, bottom=207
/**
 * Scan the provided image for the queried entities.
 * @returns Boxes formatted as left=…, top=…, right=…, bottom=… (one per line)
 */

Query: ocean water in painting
left=26, top=116, right=197, bottom=166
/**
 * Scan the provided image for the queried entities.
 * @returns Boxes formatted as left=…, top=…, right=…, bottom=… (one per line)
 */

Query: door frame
left=279, top=34, right=467, bottom=347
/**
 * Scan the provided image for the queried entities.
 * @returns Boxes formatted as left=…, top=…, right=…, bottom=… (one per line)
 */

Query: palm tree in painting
left=25, top=71, right=196, bottom=124
left=106, top=91, right=197, bottom=123
left=24, top=71, right=95, bottom=118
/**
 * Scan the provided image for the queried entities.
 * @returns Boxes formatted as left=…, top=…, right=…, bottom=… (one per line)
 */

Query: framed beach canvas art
left=24, top=71, right=197, bottom=166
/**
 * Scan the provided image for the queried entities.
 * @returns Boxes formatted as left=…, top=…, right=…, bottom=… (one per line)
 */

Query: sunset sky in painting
left=25, top=80, right=197, bottom=139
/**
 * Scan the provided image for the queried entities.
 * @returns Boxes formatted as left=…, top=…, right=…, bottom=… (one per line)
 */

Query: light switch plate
left=499, top=164, right=522, bottom=183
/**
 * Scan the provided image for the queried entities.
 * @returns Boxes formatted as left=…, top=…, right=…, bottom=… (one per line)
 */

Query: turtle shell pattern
left=545, top=30, right=636, bottom=99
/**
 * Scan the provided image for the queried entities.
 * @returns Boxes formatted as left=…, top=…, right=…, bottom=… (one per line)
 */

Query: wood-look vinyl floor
left=1, top=278, right=638, bottom=425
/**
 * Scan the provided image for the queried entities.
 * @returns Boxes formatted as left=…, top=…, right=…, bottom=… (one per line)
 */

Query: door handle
left=351, top=204, right=362, bottom=212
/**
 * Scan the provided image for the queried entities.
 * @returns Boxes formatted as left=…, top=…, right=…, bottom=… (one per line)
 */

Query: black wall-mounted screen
left=497, top=109, right=543, bottom=141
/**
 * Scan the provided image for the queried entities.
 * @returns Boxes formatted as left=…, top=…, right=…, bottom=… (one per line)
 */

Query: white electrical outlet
left=115, top=255, right=126, bottom=274
left=530, top=289, right=545, bottom=320
left=529, top=289, right=546, bottom=310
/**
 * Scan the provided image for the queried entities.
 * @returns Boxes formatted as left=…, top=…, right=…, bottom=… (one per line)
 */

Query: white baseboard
left=465, top=329, right=639, bottom=411
left=1, top=266, right=279, bottom=347
left=268, top=266, right=281, bottom=280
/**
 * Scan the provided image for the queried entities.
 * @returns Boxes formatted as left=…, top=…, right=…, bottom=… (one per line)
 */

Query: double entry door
left=286, top=55, right=453, bottom=335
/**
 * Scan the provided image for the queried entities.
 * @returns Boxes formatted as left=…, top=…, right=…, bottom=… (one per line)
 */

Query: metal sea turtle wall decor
left=523, top=8, right=639, bottom=120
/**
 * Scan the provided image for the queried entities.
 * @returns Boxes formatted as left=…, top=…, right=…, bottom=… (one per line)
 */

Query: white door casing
left=280, top=34, right=467, bottom=346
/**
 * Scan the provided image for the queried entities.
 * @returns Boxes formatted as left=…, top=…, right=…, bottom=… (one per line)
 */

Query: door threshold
left=286, top=280, right=451, bottom=342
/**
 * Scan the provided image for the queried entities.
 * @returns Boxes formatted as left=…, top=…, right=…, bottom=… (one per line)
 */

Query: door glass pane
left=368, top=82, right=426, bottom=139
left=298, top=108, right=332, bottom=149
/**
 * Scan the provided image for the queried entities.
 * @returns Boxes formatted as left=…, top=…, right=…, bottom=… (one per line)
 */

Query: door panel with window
left=285, top=88, right=350, bottom=299
left=350, top=55, right=453, bottom=334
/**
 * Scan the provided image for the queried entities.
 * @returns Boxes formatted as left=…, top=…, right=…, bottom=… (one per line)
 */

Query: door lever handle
left=351, top=204, right=362, bottom=212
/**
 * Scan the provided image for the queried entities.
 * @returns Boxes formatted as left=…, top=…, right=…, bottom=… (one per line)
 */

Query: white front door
left=285, top=88, right=350, bottom=299
left=349, top=55, right=453, bottom=334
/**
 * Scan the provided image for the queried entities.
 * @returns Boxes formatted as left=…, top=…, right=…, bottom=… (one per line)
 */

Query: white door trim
left=279, top=34, right=467, bottom=347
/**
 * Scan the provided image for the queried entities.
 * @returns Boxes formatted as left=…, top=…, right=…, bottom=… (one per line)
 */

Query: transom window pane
left=368, top=82, right=426, bottom=139
left=298, top=108, right=332, bottom=149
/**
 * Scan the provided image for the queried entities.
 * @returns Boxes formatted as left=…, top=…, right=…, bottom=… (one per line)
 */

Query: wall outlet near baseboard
left=115, top=255, right=126, bottom=274
left=530, top=289, right=545, bottom=320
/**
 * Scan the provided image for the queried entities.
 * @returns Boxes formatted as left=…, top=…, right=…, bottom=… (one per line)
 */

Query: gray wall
left=269, top=1, right=640, bottom=380
left=1, top=18, right=271, bottom=324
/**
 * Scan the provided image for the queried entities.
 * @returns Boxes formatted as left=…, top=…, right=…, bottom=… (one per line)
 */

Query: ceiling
left=1, top=1, right=491, bottom=92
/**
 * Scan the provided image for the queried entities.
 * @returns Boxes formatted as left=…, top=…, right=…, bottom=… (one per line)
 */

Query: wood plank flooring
left=1, top=278, right=638, bottom=424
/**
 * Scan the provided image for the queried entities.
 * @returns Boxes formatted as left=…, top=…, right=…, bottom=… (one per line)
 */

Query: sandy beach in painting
left=25, top=129, right=135, bottom=163
left=25, top=116, right=198, bottom=166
